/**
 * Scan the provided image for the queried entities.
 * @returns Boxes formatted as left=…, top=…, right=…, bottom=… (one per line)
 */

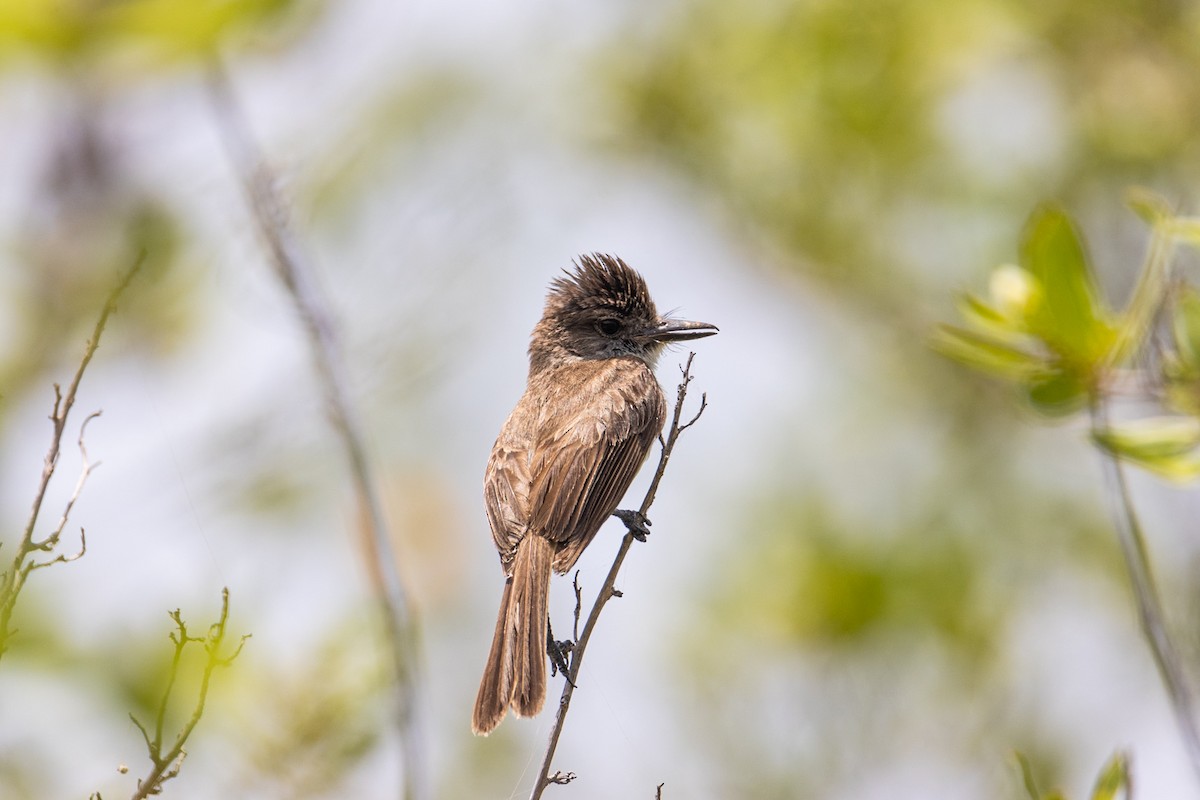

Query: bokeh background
left=2, top=0, right=1200, bottom=797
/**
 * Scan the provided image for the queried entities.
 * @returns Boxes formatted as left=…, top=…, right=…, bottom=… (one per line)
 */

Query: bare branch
left=0, top=257, right=143, bottom=661
left=203, top=55, right=424, bottom=800
left=677, top=393, right=707, bottom=433
left=28, top=528, right=87, bottom=573
left=36, top=411, right=103, bottom=552
left=529, top=354, right=708, bottom=799
left=129, top=713, right=153, bottom=757
left=571, top=571, right=582, bottom=643
left=127, top=588, right=248, bottom=800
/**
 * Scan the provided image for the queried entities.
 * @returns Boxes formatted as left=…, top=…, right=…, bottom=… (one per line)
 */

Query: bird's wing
left=484, top=430, right=534, bottom=572
left=528, top=364, right=665, bottom=572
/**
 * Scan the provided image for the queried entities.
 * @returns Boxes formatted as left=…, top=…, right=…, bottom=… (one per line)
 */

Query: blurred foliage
left=0, top=0, right=323, bottom=417
left=305, top=71, right=482, bottom=233
left=937, top=194, right=1200, bottom=476
left=223, top=620, right=387, bottom=800
left=0, top=97, right=195, bottom=433
left=929, top=191, right=1200, bottom=792
left=2, top=0, right=1200, bottom=796
left=596, top=0, right=1200, bottom=795
left=1018, top=751, right=1131, bottom=800
left=0, top=592, right=180, bottom=725
left=0, top=592, right=246, bottom=799
left=113, top=590, right=248, bottom=800
left=0, top=0, right=315, bottom=65
left=683, top=484, right=1116, bottom=796
left=597, top=0, right=1200, bottom=304
left=710, top=497, right=994, bottom=658
left=600, top=0, right=948, bottom=296
left=1164, top=287, right=1200, bottom=416
left=933, top=204, right=1116, bottom=415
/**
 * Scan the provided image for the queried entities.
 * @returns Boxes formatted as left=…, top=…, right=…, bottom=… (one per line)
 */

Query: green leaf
left=959, top=292, right=1007, bottom=326
left=1173, top=288, right=1200, bottom=371
left=955, top=292, right=1031, bottom=344
left=1019, top=205, right=1111, bottom=366
left=1089, top=752, right=1129, bottom=800
left=1014, top=752, right=1042, bottom=800
left=1165, top=378, right=1200, bottom=417
left=1025, top=369, right=1087, bottom=416
left=1122, top=452, right=1200, bottom=481
left=1125, top=186, right=1173, bottom=227
left=1093, top=417, right=1200, bottom=481
left=930, top=326, right=1045, bottom=381
left=0, top=0, right=93, bottom=57
left=99, top=0, right=298, bottom=60
left=1094, top=416, right=1200, bottom=459
left=1170, top=217, right=1200, bottom=249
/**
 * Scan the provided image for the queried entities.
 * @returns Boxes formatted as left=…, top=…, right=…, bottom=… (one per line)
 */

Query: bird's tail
left=472, top=535, right=553, bottom=735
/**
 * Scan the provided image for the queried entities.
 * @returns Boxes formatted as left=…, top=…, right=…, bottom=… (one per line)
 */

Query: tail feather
left=511, top=536, right=552, bottom=717
left=471, top=578, right=514, bottom=736
left=472, top=535, right=554, bottom=735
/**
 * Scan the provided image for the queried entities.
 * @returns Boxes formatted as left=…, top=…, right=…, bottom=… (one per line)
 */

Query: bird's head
left=530, top=253, right=718, bottom=372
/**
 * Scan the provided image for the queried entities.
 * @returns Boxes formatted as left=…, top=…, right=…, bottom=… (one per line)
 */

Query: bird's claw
left=613, top=508, right=652, bottom=542
left=546, top=623, right=576, bottom=686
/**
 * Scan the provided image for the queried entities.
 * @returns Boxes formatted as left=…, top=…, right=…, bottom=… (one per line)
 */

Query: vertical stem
left=530, top=355, right=704, bottom=800
left=204, top=58, right=424, bottom=800
left=1091, top=401, right=1200, bottom=780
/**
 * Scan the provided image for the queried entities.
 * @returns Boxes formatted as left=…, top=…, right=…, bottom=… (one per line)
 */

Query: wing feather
left=484, top=357, right=666, bottom=576
left=529, top=364, right=665, bottom=572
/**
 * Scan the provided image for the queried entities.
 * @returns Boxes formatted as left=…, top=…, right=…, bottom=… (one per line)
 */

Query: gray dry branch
left=91, top=588, right=250, bottom=800
left=0, top=257, right=143, bottom=662
left=203, top=58, right=425, bottom=800
left=530, top=353, right=709, bottom=800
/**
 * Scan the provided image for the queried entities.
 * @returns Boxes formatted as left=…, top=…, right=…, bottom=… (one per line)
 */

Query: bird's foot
left=546, top=622, right=576, bottom=685
left=613, top=508, right=652, bottom=542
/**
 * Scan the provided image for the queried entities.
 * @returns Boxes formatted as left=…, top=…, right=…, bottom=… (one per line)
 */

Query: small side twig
left=529, top=353, right=707, bottom=800
left=0, top=257, right=142, bottom=661
left=127, top=588, right=249, bottom=800
left=571, top=570, right=583, bottom=643
left=1090, top=400, right=1200, bottom=781
left=203, top=58, right=424, bottom=800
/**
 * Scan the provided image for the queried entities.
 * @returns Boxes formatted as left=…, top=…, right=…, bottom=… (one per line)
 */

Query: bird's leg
left=613, top=508, right=652, bottom=542
left=546, top=619, right=576, bottom=686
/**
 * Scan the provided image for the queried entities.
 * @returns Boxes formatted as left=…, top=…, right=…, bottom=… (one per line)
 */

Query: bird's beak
left=646, top=317, right=720, bottom=342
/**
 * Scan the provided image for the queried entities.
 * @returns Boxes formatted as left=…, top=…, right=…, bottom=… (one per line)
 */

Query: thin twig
left=0, top=256, right=143, bottom=660
left=571, top=571, right=582, bottom=643
left=27, top=528, right=86, bottom=573
left=203, top=58, right=424, bottom=800
left=37, top=410, right=103, bottom=550
left=530, top=353, right=707, bottom=800
left=28, top=412, right=99, bottom=572
left=1090, top=400, right=1200, bottom=782
left=129, top=588, right=249, bottom=800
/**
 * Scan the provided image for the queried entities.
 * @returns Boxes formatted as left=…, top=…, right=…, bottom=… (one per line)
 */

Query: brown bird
left=472, top=253, right=718, bottom=736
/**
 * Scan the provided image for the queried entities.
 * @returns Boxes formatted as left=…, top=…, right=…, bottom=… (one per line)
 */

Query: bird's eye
left=596, top=318, right=622, bottom=336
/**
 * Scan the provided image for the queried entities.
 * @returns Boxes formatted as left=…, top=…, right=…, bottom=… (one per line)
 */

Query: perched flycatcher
left=472, top=253, right=718, bottom=735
